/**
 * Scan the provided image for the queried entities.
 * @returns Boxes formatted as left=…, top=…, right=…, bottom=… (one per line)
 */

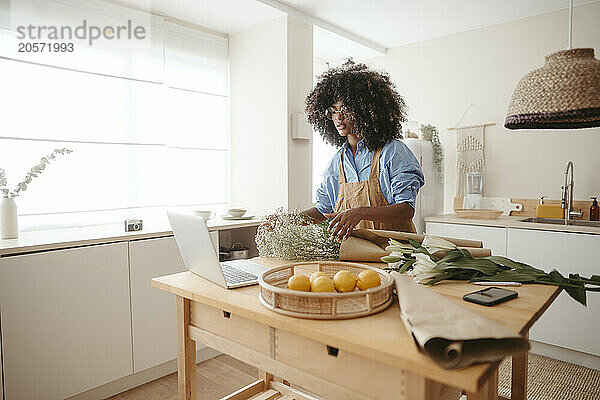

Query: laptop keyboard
left=221, top=263, right=258, bottom=285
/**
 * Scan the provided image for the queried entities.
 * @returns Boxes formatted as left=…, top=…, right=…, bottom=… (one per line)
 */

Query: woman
left=303, top=60, right=424, bottom=241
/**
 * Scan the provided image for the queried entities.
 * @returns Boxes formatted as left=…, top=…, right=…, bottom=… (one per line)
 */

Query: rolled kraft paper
left=352, top=229, right=484, bottom=249
left=339, top=229, right=489, bottom=262
left=424, top=337, right=529, bottom=370
left=392, top=272, right=530, bottom=370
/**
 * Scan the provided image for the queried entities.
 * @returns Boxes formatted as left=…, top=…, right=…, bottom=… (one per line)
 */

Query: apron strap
left=368, top=148, right=383, bottom=181
left=338, top=150, right=347, bottom=184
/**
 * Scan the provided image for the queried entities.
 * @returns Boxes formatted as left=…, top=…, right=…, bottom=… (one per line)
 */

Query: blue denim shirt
left=315, top=139, right=424, bottom=214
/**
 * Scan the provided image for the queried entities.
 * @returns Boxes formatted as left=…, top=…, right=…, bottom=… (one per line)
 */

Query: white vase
left=1, top=197, right=18, bottom=239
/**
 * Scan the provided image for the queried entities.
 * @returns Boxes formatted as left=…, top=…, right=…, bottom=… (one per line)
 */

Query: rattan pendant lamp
left=504, top=0, right=600, bottom=129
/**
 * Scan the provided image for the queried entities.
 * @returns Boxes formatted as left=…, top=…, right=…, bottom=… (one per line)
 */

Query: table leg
left=258, top=370, right=274, bottom=386
left=177, top=296, right=196, bottom=400
left=511, top=332, right=529, bottom=400
left=404, top=372, right=463, bottom=400
left=466, top=368, right=498, bottom=400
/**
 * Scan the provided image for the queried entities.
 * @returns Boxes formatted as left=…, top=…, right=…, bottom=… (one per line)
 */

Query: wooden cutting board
left=455, top=197, right=595, bottom=218
left=453, top=197, right=522, bottom=216
left=481, top=197, right=523, bottom=216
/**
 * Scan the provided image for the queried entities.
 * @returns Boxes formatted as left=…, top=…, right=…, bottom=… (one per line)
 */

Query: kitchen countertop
left=0, top=217, right=262, bottom=257
left=426, top=214, right=600, bottom=235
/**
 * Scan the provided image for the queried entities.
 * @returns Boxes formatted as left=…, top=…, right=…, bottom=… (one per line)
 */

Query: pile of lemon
left=287, top=269, right=380, bottom=293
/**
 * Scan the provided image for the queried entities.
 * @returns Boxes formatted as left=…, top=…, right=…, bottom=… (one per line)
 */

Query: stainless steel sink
left=520, top=217, right=600, bottom=227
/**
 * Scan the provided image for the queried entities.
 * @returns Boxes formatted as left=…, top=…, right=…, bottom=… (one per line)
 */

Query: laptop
left=167, top=211, right=268, bottom=289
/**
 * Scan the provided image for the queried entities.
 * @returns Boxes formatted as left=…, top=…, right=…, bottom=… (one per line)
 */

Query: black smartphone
left=463, top=287, right=518, bottom=306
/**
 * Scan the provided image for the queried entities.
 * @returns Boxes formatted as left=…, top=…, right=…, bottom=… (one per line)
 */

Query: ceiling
left=115, top=0, right=284, bottom=35
left=114, top=0, right=599, bottom=61
left=273, top=0, right=599, bottom=49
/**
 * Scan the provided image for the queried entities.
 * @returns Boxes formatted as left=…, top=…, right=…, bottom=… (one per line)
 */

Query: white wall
left=229, top=17, right=288, bottom=215
left=287, top=17, right=313, bottom=210
left=229, top=16, right=313, bottom=215
left=370, top=2, right=600, bottom=212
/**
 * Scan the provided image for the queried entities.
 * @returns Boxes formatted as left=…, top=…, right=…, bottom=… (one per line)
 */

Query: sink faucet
left=561, top=161, right=583, bottom=225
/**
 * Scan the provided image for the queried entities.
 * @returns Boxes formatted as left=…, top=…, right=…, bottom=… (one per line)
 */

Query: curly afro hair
left=305, top=60, right=407, bottom=150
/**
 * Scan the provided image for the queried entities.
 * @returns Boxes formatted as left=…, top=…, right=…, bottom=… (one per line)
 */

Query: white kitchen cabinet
left=507, top=228, right=600, bottom=357
left=425, top=222, right=507, bottom=255
left=0, top=243, right=133, bottom=400
left=129, top=236, right=194, bottom=373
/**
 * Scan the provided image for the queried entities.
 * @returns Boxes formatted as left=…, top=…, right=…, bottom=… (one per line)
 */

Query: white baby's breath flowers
left=255, top=208, right=341, bottom=261
left=421, top=235, right=457, bottom=254
left=0, top=148, right=73, bottom=198
left=407, top=253, right=443, bottom=283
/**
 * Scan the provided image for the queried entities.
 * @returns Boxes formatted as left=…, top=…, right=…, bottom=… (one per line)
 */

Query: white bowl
left=227, top=208, right=247, bottom=218
left=194, top=210, right=215, bottom=220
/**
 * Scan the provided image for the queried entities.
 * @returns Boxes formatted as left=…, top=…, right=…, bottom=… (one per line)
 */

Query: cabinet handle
left=326, top=345, right=339, bottom=357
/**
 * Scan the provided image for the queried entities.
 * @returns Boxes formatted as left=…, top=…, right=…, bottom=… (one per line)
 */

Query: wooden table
left=152, top=260, right=560, bottom=400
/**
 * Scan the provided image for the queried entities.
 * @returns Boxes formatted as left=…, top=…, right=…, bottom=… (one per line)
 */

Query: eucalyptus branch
left=0, top=168, right=8, bottom=198
left=1, top=148, right=73, bottom=198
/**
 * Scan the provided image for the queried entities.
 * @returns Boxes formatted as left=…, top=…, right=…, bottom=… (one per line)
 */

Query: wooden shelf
left=220, top=377, right=321, bottom=400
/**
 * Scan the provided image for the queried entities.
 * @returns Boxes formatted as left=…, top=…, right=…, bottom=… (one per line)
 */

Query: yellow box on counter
left=536, top=203, right=565, bottom=219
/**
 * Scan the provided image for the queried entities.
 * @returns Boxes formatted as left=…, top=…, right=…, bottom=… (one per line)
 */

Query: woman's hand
left=324, top=207, right=365, bottom=241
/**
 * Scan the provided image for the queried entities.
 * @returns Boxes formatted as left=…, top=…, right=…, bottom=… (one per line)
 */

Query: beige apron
left=334, top=147, right=416, bottom=233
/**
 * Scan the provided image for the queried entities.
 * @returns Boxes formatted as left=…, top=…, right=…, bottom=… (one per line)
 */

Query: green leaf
left=423, top=270, right=464, bottom=285
left=407, top=237, right=423, bottom=249
left=381, top=255, right=404, bottom=263
left=398, top=259, right=416, bottom=274
left=481, top=256, right=546, bottom=274
left=549, top=269, right=565, bottom=284
left=566, top=274, right=587, bottom=307
left=459, top=248, right=474, bottom=260
left=435, top=250, right=465, bottom=264
left=548, top=270, right=586, bottom=306
left=436, top=259, right=500, bottom=275
left=413, top=247, right=433, bottom=257
left=471, top=270, right=539, bottom=283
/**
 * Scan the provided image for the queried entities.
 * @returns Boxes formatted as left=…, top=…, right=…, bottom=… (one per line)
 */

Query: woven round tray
left=258, top=261, right=394, bottom=320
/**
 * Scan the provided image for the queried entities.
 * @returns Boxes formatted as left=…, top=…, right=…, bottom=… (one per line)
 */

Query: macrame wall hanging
left=455, top=125, right=486, bottom=197
left=448, top=105, right=495, bottom=197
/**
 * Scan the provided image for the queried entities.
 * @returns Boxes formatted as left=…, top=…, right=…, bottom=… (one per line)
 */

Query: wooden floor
left=108, top=355, right=258, bottom=400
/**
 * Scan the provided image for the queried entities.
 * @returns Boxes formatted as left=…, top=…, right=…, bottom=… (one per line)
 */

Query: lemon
left=333, top=270, right=356, bottom=292
left=287, top=274, right=311, bottom=291
left=356, top=270, right=381, bottom=290
left=309, top=271, right=327, bottom=284
left=311, top=275, right=335, bottom=292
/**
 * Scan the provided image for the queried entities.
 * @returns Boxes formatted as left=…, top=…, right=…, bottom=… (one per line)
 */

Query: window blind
left=0, top=0, right=229, bottom=229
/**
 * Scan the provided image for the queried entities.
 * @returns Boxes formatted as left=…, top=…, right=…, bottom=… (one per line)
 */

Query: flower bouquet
left=382, top=235, right=600, bottom=306
left=255, top=210, right=489, bottom=262
left=256, top=209, right=340, bottom=261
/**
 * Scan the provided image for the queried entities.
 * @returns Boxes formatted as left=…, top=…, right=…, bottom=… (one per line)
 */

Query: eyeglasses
left=325, top=105, right=350, bottom=120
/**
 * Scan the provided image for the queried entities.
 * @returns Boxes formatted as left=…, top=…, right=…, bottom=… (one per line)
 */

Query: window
left=0, top=0, right=229, bottom=230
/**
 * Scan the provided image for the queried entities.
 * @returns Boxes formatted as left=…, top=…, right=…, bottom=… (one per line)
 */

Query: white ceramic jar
left=1, top=197, right=18, bottom=239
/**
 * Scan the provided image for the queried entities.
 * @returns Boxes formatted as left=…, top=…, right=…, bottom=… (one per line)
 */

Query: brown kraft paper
left=339, top=229, right=491, bottom=262
left=392, top=272, right=530, bottom=369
